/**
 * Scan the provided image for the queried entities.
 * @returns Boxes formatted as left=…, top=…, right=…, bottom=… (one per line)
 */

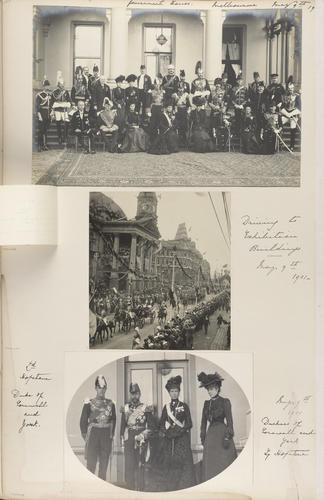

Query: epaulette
left=83, top=397, right=91, bottom=404
left=145, top=404, right=154, bottom=413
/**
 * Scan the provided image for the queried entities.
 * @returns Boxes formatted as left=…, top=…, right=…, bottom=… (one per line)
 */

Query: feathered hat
left=126, top=74, right=137, bottom=83
left=42, top=75, right=50, bottom=87
left=95, top=375, right=107, bottom=389
left=115, top=74, right=125, bottom=83
left=129, top=382, right=141, bottom=394
left=57, top=70, right=64, bottom=85
left=286, top=75, right=294, bottom=89
left=180, top=69, right=185, bottom=78
left=195, top=61, right=202, bottom=75
left=165, top=375, right=182, bottom=392
left=214, top=77, right=222, bottom=86
left=93, top=64, right=99, bottom=73
left=197, top=371, right=224, bottom=389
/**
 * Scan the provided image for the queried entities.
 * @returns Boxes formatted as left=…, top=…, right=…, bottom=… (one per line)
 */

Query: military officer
left=120, top=383, right=155, bottom=490
left=248, top=71, right=261, bottom=100
left=221, top=72, right=232, bottom=100
left=161, top=64, right=180, bottom=105
left=175, top=70, right=191, bottom=146
left=231, top=74, right=248, bottom=133
left=191, top=61, right=211, bottom=103
left=279, top=77, right=301, bottom=151
left=35, top=77, right=52, bottom=152
left=51, top=73, right=71, bottom=144
left=93, top=76, right=111, bottom=112
left=266, top=73, right=285, bottom=106
left=80, top=375, right=116, bottom=481
left=70, top=100, right=96, bottom=153
left=137, top=65, right=153, bottom=115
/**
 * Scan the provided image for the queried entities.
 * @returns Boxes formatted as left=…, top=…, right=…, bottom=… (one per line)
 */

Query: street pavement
left=32, top=149, right=300, bottom=187
left=92, top=301, right=230, bottom=351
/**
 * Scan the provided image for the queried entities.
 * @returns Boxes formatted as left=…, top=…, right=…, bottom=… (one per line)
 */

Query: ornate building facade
left=89, top=192, right=160, bottom=294
left=155, top=222, right=211, bottom=291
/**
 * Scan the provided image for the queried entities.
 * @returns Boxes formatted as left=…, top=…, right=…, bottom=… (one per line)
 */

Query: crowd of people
left=80, top=371, right=237, bottom=491
left=36, top=63, right=301, bottom=155
left=141, top=293, right=230, bottom=350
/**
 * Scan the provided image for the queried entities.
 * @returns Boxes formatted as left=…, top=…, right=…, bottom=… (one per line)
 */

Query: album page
left=1, top=0, right=322, bottom=499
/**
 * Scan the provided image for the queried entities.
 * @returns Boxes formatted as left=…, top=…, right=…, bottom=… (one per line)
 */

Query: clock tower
left=136, top=192, right=158, bottom=219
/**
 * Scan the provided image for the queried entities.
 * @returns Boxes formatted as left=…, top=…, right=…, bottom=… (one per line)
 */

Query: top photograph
left=32, top=4, right=302, bottom=187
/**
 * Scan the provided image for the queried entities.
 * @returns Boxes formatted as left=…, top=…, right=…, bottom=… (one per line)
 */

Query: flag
left=224, top=44, right=237, bottom=87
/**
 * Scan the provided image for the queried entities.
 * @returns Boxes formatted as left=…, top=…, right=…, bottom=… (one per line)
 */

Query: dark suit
left=93, top=82, right=111, bottom=110
left=71, top=109, right=95, bottom=150
left=137, top=74, right=153, bottom=112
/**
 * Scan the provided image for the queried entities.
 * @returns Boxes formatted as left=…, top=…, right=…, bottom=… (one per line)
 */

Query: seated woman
left=198, top=371, right=237, bottom=482
left=189, top=96, right=214, bottom=153
left=159, top=375, right=195, bottom=491
left=148, top=98, right=179, bottom=155
left=120, top=102, right=148, bottom=153
left=97, top=98, right=119, bottom=152
left=240, top=105, right=261, bottom=154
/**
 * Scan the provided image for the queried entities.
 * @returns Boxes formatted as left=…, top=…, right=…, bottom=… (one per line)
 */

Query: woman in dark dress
left=112, top=75, right=127, bottom=148
left=198, top=371, right=237, bottom=481
left=189, top=96, right=214, bottom=153
left=120, top=103, right=148, bottom=153
left=159, top=376, right=196, bottom=491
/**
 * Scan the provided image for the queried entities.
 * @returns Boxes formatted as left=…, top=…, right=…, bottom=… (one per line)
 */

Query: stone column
left=110, top=234, right=120, bottom=289
left=204, top=10, right=226, bottom=83
left=128, top=233, right=137, bottom=293
left=108, top=7, right=130, bottom=80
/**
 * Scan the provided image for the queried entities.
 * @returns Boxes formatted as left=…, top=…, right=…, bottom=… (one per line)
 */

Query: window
left=222, top=26, right=243, bottom=77
left=73, top=23, right=104, bottom=77
left=143, top=24, right=175, bottom=79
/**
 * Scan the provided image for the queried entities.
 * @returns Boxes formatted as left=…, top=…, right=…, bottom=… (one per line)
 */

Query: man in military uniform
left=191, top=62, right=211, bottom=103
left=248, top=71, right=261, bottom=100
left=120, top=383, right=155, bottom=490
left=175, top=70, right=190, bottom=147
left=221, top=72, right=232, bottom=100
left=70, top=100, right=96, bottom=154
left=137, top=65, right=152, bottom=116
left=266, top=73, right=285, bottom=106
left=209, top=81, right=230, bottom=151
left=35, top=77, right=52, bottom=152
left=231, top=74, right=248, bottom=133
left=89, top=64, right=100, bottom=95
left=161, top=64, right=179, bottom=105
left=80, top=375, right=116, bottom=481
left=279, top=78, right=301, bottom=151
left=51, top=75, right=71, bottom=144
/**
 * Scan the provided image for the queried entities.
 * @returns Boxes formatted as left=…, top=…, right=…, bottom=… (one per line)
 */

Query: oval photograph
left=66, top=352, right=250, bottom=492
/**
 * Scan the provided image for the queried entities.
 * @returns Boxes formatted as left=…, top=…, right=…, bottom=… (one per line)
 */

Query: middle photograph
left=89, top=191, right=231, bottom=351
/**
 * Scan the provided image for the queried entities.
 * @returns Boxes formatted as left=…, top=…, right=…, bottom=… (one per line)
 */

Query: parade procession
left=89, top=191, right=231, bottom=350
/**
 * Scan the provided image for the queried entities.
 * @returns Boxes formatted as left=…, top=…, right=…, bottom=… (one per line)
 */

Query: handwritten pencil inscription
left=241, top=214, right=311, bottom=283
left=11, top=361, right=52, bottom=433
left=261, top=395, right=315, bottom=461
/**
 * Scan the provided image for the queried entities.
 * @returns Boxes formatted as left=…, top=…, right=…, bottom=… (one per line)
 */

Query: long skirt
left=148, top=129, right=179, bottom=155
left=262, top=129, right=277, bottom=155
left=121, top=127, right=148, bottom=153
left=241, top=131, right=261, bottom=154
left=202, top=422, right=237, bottom=481
left=160, top=433, right=196, bottom=491
left=191, top=128, right=214, bottom=153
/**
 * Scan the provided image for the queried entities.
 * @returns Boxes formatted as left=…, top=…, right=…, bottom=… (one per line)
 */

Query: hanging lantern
left=156, top=13, right=168, bottom=46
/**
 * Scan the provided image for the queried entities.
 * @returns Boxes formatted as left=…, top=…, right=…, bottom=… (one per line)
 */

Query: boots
left=43, top=134, right=49, bottom=151
left=290, top=128, right=296, bottom=151
left=56, top=122, right=62, bottom=144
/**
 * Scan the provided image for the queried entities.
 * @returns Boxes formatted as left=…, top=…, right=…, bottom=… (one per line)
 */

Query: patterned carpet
left=32, top=149, right=300, bottom=187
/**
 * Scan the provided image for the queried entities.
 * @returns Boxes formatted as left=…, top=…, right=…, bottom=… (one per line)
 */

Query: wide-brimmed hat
left=165, top=375, right=182, bottom=392
left=197, top=371, right=224, bottom=388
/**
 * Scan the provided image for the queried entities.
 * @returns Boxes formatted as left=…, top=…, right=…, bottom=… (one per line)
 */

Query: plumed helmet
left=197, top=371, right=224, bottom=389
left=195, top=61, right=202, bottom=75
left=95, top=375, right=107, bottom=389
left=180, top=69, right=185, bottom=78
left=43, top=75, right=50, bottom=86
left=165, top=375, right=182, bottom=392
left=93, top=64, right=99, bottom=73
left=129, top=382, right=141, bottom=394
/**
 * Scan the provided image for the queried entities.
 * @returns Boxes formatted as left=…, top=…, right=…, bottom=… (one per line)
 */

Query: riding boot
left=43, top=134, right=49, bottom=151
left=290, top=128, right=296, bottom=150
left=64, top=122, right=69, bottom=145
left=56, top=122, right=62, bottom=144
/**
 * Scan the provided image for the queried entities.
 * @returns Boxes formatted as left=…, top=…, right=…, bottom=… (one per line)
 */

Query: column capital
left=33, top=6, right=39, bottom=20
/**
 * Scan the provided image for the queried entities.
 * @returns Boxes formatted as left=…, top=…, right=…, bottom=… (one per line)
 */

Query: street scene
left=89, top=191, right=231, bottom=350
